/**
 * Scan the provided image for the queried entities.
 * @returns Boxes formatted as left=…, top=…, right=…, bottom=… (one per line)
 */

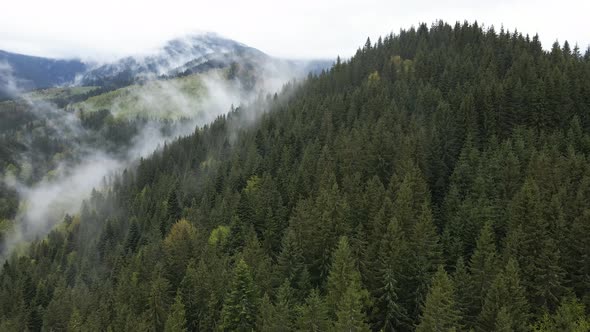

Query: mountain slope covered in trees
left=1, top=21, right=590, bottom=331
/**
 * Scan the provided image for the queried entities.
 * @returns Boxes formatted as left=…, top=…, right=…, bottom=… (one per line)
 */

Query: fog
left=0, top=61, right=26, bottom=98
left=0, top=56, right=314, bottom=259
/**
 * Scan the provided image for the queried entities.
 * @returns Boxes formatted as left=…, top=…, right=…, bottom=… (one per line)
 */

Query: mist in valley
left=0, top=54, right=318, bottom=260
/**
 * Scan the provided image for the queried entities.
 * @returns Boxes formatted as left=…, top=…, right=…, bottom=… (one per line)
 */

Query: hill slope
left=1, top=21, right=590, bottom=331
left=0, top=50, right=86, bottom=97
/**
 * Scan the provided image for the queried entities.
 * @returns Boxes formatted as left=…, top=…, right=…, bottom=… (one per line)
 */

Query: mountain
left=1, top=34, right=332, bottom=97
left=0, top=50, right=86, bottom=98
left=3, top=21, right=590, bottom=331
left=79, top=33, right=262, bottom=86
left=79, top=33, right=330, bottom=88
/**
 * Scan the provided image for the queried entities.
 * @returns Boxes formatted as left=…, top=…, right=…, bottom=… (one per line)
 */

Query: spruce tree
left=326, top=236, right=370, bottom=330
left=164, top=293, right=187, bottom=332
left=334, top=286, right=371, bottom=332
left=373, top=218, right=409, bottom=330
left=477, top=258, right=529, bottom=332
left=179, top=261, right=201, bottom=332
left=509, top=179, right=565, bottom=312
left=407, top=203, right=442, bottom=321
left=276, top=229, right=310, bottom=299
left=416, top=265, right=462, bottom=332
left=295, top=289, right=331, bottom=332
left=469, top=221, right=499, bottom=316
left=147, top=274, right=171, bottom=332
left=220, top=259, right=258, bottom=332
left=453, top=257, right=475, bottom=328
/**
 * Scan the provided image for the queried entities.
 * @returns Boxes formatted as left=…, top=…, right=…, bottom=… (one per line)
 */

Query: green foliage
left=165, top=293, right=187, bottom=332
left=209, top=225, right=230, bottom=247
left=327, top=236, right=370, bottom=331
left=147, top=273, right=172, bottom=332
left=2, top=21, right=590, bottom=331
left=478, top=258, right=530, bottom=332
left=416, top=265, right=462, bottom=332
left=295, top=289, right=331, bottom=332
left=163, top=219, right=197, bottom=286
left=532, top=298, right=590, bottom=332
left=72, top=74, right=206, bottom=120
left=220, top=259, right=258, bottom=331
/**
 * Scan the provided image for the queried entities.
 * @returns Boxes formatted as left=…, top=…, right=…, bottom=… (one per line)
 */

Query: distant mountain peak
left=78, top=34, right=264, bottom=86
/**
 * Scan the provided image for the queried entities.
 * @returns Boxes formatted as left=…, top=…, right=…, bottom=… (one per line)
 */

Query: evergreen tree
left=453, top=257, right=475, bottom=328
left=256, top=294, right=277, bottom=332
left=2, top=21, right=590, bottom=331
left=164, top=293, right=187, bottom=332
left=147, top=273, right=171, bottom=332
left=416, top=265, right=462, bottom=332
left=469, top=221, right=499, bottom=317
left=221, top=259, right=258, bottom=332
left=163, top=219, right=197, bottom=287
left=295, top=289, right=331, bottom=332
left=334, top=285, right=371, bottom=332
left=373, top=218, right=409, bottom=330
left=275, top=280, right=296, bottom=330
left=508, top=179, right=565, bottom=312
left=276, top=229, right=310, bottom=298
left=407, top=203, right=442, bottom=321
left=326, top=236, right=370, bottom=331
left=478, top=258, right=529, bottom=332
left=532, top=297, right=590, bottom=332
left=179, top=262, right=201, bottom=332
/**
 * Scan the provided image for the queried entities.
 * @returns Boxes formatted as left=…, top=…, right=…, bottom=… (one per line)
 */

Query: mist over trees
left=1, top=20, right=590, bottom=331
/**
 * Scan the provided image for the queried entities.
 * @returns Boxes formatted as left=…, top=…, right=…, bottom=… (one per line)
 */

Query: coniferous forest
left=2, top=21, right=590, bottom=331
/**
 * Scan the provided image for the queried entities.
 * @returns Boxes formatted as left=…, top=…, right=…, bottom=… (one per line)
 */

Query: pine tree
left=326, top=236, right=368, bottom=316
left=334, top=285, right=371, bottom=332
left=273, top=280, right=296, bottom=330
left=364, top=197, right=395, bottom=293
left=221, top=259, right=258, bottom=332
left=124, top=218, right=140, bottom=253
left=326, top=236, right=370, bottom=331
left=276, top=229, right=310, bottom=299
left=373, top=218, right=409, bottom=330
left=68, top=309, right=84, bottom=332
left=392, top=166, right=431, bottom=232
left=163, top=219, right=197, bottom=287
left=509, top=179, right=565, bottom=312
left=147, top=274, right=171, bottom=332
left=532, top=297, right=590, bottom=332
left=469, top=221, right=499, bottom=316
left=295, top=289, right=331, bottom=332
left=256, top=294, right=276, bottom=332
left=453, top=257, right=475, bottom=328
left=164, top=293, right=187, bottom=332
left=477, top=258, right=529, bottom=332
left=494, top=306, right=514, bottom=332
left=179, top=261, right=201, bottom=332
left=565, top=210, right=590, bottom=303
left=167, top=188, right=181, bottom=221
left=407, top=203, right=442, bottom=321
left=416, top=265, right=462, bottom=332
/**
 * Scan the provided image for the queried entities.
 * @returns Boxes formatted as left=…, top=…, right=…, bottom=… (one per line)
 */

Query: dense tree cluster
left=1, top=21, right=590, bottom=330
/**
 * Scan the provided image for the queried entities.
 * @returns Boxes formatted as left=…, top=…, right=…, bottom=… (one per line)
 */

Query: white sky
left=0, top=0, right=588, bottom=61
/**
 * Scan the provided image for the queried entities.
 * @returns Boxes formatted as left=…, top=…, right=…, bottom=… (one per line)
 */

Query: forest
left=1, top=21, right=590, bottom=331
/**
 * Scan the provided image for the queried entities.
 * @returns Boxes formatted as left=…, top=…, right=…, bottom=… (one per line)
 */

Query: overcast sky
left=0, top=0, right=588, bottom=61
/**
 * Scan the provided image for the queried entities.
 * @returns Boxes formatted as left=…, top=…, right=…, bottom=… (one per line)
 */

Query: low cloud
left=0, top=61, right=27, bottom=98
left=0, top=56, right=314, bottom=259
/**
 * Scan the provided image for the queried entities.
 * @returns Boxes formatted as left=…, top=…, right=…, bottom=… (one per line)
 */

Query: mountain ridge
left=1, top=33, right=332, bottom=96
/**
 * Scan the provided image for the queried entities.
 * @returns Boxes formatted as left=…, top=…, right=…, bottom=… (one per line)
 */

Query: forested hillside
left=2, top=21, right=590, bottom=331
